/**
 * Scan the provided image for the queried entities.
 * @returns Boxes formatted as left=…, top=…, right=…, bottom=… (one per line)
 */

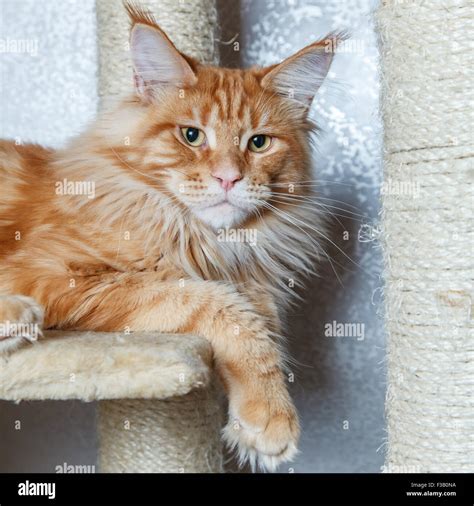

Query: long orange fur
left=0, top=2, right=337, bottom=471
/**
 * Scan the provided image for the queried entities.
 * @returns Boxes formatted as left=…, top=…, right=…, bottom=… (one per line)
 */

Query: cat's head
left=124, top=4, right=337, bottom=230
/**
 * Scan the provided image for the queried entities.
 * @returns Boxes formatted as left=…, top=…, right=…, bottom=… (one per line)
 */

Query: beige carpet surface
left=0, top=331, right=213, bottom=402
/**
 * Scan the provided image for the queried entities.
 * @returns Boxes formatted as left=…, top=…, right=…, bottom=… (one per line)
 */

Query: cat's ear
left=125, top=3, right=197, bottom=100
left=261, top=34, right=343, bottom=112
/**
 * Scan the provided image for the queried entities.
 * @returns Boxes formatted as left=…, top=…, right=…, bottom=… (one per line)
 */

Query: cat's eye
left=248, top=134, right=272, bottom=153
left=180, top=127, right=206, bottom=147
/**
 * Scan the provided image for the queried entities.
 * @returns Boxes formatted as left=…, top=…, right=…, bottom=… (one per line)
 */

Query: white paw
left=222, top=402, right=299, bottom=472
left=0, top=295, right=43, bottom=354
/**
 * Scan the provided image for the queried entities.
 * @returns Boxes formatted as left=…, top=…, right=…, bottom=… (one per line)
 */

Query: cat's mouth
left=206, top=198, right=235, bottom=210
left=192, top=196, right=251, bottom=229
left=206, top=198, right=228, bottom=208
left=208, top=201, right=234, bottom=211
left=201, top=194, right=247, bottom=212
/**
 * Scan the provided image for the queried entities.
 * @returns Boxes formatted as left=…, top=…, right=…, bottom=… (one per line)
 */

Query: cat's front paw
left=0, top=295, right=43, bottom=354
left=223, top=394, right=300, bottom=472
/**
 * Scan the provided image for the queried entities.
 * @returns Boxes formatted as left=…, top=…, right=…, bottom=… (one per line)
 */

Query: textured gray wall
left=0, top=0, right=384, bottom=473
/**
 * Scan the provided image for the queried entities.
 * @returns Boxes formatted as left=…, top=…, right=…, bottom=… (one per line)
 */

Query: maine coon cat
left=0, top=3, right=338, bottom=471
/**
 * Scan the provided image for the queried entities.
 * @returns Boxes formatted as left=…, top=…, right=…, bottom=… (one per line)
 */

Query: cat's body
left=0, top=4, right=337, bottom=471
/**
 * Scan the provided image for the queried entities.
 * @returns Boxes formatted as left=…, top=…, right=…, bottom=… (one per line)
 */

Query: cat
left=0, top=2, right=338, bottom=471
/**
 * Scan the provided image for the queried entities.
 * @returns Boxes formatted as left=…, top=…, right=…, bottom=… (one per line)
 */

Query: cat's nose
left=211, top=168, right=242, bottom=191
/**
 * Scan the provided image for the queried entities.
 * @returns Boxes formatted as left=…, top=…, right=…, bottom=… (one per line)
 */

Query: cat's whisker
left=261, top=200, right=365, bottom=282
left=268, top=191, right=362, bottom=211
left=269, top=179, right=353, bottom=187
left=161, top=166, right=193, bottom=179
left=268, top=194, right=365, bottom=219
left=268, top=198, right=360, bottom=229
left=110, top=147, right=168, bottom=188
left=268, top=189, right=361, bottom=207
left=258, top=200, right=345, bottom=287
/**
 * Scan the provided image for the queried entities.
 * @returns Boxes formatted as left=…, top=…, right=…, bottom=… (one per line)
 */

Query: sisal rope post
left=376, top=1, right=473, bottom=472
left=96, top=0, right=218, bottom=102
left=98, top=383, right=224, bottom=473
left=95, top=0, right=224, bottom=473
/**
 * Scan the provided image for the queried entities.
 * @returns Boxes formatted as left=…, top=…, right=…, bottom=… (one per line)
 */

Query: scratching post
left=377, top=1, right=473, bottom=472
left=0, top=332, right=224, bottom=473
left=96, top=0, right=218, bottom=101
left=98, top=389, right=223, bottom=473
left=93, top=0, right=223, bottom=472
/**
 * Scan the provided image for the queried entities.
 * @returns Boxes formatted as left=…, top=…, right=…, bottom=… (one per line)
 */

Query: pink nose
left=211, top=168, right=242, bottom=191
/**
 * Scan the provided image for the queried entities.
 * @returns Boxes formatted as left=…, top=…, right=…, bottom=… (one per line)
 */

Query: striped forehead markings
left=190, top=72, right=270, bottom=151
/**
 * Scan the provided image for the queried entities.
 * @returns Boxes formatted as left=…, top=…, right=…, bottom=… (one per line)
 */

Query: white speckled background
left=0, top=0, right=99, bottom=473
left=0, top=0, right=98, bottom=146
left=0, top=0, right=385, bottom=472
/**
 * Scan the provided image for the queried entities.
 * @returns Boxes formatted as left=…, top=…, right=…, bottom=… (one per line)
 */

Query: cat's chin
left=193, top=202, right=249, bottom=230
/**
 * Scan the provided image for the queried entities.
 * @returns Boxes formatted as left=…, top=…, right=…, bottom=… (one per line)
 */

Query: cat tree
left=1, top=0, right=472, bottom=476
left=0, top=331, right=223, bottom=472
left=377, top=0, right=473, bottom=472
left=0, top=0, right=225, bottom=473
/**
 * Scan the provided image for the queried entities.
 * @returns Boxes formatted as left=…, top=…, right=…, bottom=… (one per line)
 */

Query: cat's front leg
left=0, top=295, right=43, bottom=354
left=238, top=281, right=282, bottom=334
left=150, top=281, right=299, bottom=472
left=47, top=274, right=299, bottom=472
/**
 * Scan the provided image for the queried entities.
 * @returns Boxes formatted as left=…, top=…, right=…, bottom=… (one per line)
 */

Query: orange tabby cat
left=0, top=4, right=337, bottom=471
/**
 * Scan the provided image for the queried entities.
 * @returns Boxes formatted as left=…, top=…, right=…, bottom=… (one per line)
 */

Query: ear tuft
left=261, top=32, right=347, bottom=111
left=124, top=1, right=160, bottom=29
left=124, top=1, right=197, bottom=101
